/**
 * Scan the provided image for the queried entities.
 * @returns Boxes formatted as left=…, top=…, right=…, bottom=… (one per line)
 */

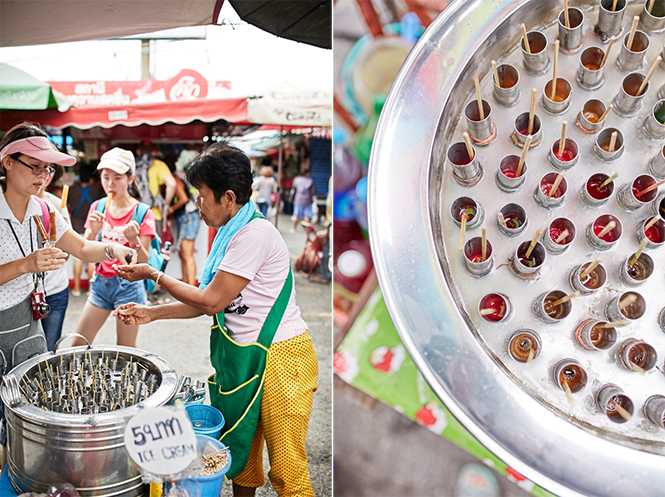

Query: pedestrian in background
left=67, top=159, right=104, bottom=296
left=291, top=169, right=317, bottom=233
left=71, top=148, right=155, bottom=348
left=251, top=164, right=276, bottom=218
left=168, top=171, right=200, bottom=286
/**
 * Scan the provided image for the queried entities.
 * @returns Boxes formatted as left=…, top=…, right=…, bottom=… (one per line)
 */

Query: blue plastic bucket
left=175, top=434, right=232, bottom=497
left=186, top=404, right=225, bottom=439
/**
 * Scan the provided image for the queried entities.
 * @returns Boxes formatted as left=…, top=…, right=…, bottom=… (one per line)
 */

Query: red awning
left=1, top=97, right=248, bottom=130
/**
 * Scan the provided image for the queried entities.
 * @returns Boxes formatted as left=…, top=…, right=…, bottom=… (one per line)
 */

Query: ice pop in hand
left=49, top=211, right=56, bottom=243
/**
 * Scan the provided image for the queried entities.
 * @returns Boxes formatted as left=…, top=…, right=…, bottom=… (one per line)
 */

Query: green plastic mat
left=334, top=288, right=555, bottom=497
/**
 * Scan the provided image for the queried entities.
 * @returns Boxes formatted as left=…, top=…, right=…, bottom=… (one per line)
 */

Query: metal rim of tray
left=0, top=345, right=178, bottom=426
left=368, top=1, right=665, bottom=496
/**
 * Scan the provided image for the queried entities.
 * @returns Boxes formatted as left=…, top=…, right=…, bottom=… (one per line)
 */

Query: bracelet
left=104, top=243, right=113, bottom=260
left=155, top=271, right=165, bottom=287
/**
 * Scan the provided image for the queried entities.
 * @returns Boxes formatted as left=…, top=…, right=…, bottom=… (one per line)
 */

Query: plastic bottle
left=352, top=93, right=386, bottom=165
left=333, top=127, right=364, bottom=191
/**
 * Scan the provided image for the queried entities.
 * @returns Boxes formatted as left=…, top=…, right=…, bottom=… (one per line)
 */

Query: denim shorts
left=175, top=209, right=201, bottom=241
left=88, top=274, right=147, bottom=311
left=293, top=204, right=313, bottom=220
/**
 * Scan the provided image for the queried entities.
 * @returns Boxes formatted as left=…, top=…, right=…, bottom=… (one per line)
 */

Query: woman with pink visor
left=0, top=122, right=137, bottom=462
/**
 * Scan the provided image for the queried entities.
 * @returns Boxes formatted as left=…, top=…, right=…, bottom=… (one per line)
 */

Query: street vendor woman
left=0, top=122, right=137, bottom=461
left=113, top=144, right=318, bottom=497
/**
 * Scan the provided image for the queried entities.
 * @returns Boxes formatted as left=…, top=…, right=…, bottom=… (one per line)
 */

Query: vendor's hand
left=122, top=220, right=141, bottom=244
left=113, top=263, right=156, bottom=281
left=88, top=209, right=105, bottom=235
left=111, top=243, right=138, bottom=265
left=25, top=247, right=69, bottom=273
left=113, top=303, right=152, bottom=325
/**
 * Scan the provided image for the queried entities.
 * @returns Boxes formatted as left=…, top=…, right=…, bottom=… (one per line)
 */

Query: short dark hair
left=186, top=144, right=252, bottom=204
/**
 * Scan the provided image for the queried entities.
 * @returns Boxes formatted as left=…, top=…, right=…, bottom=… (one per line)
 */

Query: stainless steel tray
left=368, top=1, right=665, bottom=495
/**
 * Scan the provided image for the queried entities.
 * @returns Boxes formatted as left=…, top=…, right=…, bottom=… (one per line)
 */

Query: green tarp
left=0, top=63, right=72, bottom=112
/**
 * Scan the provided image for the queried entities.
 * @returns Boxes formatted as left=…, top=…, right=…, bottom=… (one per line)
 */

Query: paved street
left=62, top=212, right=332, bottom=496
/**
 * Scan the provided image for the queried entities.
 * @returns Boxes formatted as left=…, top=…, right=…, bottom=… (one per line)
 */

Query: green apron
left=207, top=214, right=294, bottom=479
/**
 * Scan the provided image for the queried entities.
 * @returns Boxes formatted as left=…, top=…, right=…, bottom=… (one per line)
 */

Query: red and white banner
left=49, top=69, right=231, bottom=108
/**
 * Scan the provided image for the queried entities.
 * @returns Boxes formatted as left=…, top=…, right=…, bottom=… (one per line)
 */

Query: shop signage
left=124, top=407, right=198, bottom=476
left=49, top=69, right=230, bottom=108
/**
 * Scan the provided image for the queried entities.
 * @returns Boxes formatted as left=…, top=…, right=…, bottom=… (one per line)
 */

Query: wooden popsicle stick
left=644, top=215, right=662, bottom=232
left=599, top=320, right=627, bottom=328
left=462, top=131, right=475, bottom=160
left=600, top=36, right=614, bottom=68
left=60, top=184, right=69, bottom=209
left=550, top=290, right=581, bottom=308
left=562, top=379, right=575, bottom=406
left=559, top=121, right=568, bottom=156
left=619, top=293, right=638, bottom=310
left=597, top=221, right=616, bottom=239
left=637, top=56, right=662, bottom=96
left=635, top=178, right=665, bottom=197
left=598, top=103, right=613, bottom=122
left=498, top=211, right=507, bottom=227
left=492, top=60, right=500, bottom=86
left=524, top=229, right=543, bottom=258
left=480, top=308, right=498, bottom=316
left=563, top=0, right=570, bottom=28
left=648, top=0, right=656, bottom=14
left=627, top=16, right=640, bottom=51
left=630, top=360, right=646, bottom=374
left=528, top=88, right=537, bottom=134
left=611, top=0, right=618, bottom=10
left=551, top=40, right=560, bottom=101
left=609, top=398, right=632, bottom=420
left=548, top=172, right=565, bottom=197
left=580, top=258, right=602, bottom=279
left=526, top=346, right=535, bottom=368
left=459, top=213, right=467, bottom=252
left=608, top=131, right=618, bottom=152
left=599, top=172, right=619, bottom=188
left=629, top=237, right=649, bottom=266
left=481, top=226, right=487, bottom=261
left=555, top=229, right=569, bottom=244
left=521, top=23, right=531, bottom=53
left=516, top=135, right=532, bottom=177
left=474, top=74, right=484, bottom=121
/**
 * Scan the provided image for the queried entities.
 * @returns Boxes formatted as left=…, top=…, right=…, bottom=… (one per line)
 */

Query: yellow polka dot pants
left=233, top=331, right=318, bottom=497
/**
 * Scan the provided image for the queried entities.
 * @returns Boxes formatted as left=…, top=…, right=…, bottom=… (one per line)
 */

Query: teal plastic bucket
left=186, top=404, right=225, bottom=439
left=177, top=434, right=232, bottom=497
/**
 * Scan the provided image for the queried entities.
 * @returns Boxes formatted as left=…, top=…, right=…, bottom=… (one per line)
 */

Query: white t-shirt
left=218, top=218, right=307, bottom=345
left=0, top=189, right=71, bottom=310
left=42, top=191, right=72, bottom=296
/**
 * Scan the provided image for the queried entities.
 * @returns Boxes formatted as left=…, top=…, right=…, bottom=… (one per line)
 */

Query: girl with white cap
left=71, top=146, right=156, bottom=349
left=0, top=122, right=137, bottom=460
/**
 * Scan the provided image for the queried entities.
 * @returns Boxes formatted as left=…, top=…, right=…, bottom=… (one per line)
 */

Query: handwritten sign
left=124, top=407, right=197, bottom=476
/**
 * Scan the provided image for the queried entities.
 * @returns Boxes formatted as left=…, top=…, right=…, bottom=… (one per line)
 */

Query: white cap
left=98, top=148, right=135, bottom=175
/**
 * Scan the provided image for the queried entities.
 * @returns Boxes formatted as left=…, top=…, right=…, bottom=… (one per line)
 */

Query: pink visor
left=0, top=136, right=76, bottom=167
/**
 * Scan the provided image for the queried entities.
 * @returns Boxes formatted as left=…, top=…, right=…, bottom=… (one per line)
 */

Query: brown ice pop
left=49, top=211, right=57, bottom=243
left=105, top=192, right=113, bottom=213
left=33, top=215, right=50, bottom=245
